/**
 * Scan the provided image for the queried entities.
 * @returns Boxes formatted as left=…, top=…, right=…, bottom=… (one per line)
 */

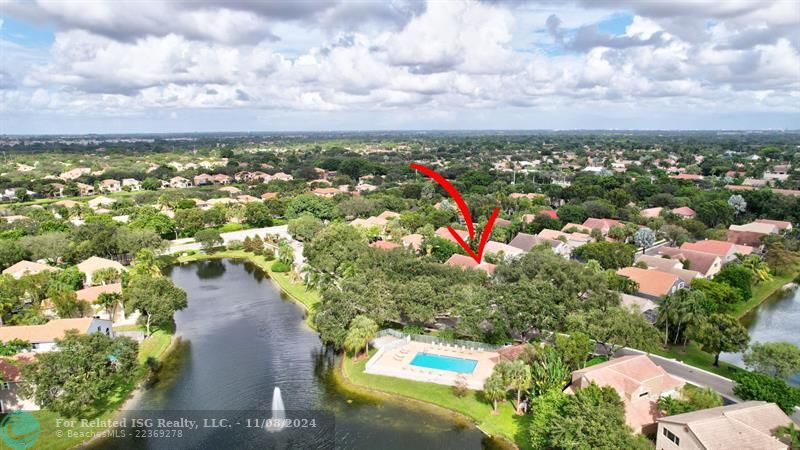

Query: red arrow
left=410, top=163, right=500, bottom=264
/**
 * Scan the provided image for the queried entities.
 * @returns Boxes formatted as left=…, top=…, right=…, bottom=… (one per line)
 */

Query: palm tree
left=278, top=241, right=294, bottom=266
left=95, top=292, right=122, bottom=322
left=504, top=359, right=531, bottom=415
left=483, top=373, right=506, bottom=415
left=657, top=294, right=675, bottom=346
left=774, top=423, right=800, bottom=448
left=343, top=315, right=379, bottom=361
left=741, top=255, right=772, bottom=284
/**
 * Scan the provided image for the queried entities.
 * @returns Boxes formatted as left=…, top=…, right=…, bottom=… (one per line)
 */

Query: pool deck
left=364, top=340, right=499, bottom=390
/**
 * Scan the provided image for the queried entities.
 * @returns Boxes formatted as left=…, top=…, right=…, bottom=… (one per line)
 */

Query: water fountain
left=265, top=386, right=285, bottom=433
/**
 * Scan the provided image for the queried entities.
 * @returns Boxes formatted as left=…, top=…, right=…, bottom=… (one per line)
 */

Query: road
left=164, top=225, right=306, bottom=273
left=614, top=347, right=739, bottom=402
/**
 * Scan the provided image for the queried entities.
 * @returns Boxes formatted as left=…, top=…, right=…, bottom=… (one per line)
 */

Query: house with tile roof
left=634, top=255, right=701, bottom=284
left=401, top=234, right=424, bottom=252
left=483, top=241, right=525, bottom=259
left=2, top=260, right=61, bottom=280
left=640, top=207, right=664, bottom=218
left=680, top=240, right=753, bottom=263
left=0, top=318, right=113, bottom=353
left=657, top=247, right=723, bottom=278
left=369, top=240, right=402, bottom=251
left=754, top=219, right=792, bottom=232
left=656, top=401, right=793, bottom=450
left=77, top=256, right=126, bottom=286
left=0, top=356, right=39, bottom=412
left=617, top=267, right=686, bottom=300
left=582, top=218, right=621, bottom=235
left=565, top=354, right=684, bottom=434
left=444, top=254, right=495, bottom=275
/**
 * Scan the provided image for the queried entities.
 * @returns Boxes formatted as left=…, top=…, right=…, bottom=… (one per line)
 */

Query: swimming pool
left=409, top=352, right=478, bottom=374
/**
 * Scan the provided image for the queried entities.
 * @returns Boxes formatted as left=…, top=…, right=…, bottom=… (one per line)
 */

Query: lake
left=720, top=281, right=800, bottom=385
left=94, top=259, right=501, bottom=449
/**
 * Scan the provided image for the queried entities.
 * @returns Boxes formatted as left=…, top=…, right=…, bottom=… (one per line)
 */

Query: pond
left=719, top=281, right=800, bottom=385
left=94, top=259, right=501, bottom=449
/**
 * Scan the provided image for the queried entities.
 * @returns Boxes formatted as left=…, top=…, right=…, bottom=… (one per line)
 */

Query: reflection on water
left=94, top=259, right=500, bottom=449
left=720, top=283, right=800, bottom=385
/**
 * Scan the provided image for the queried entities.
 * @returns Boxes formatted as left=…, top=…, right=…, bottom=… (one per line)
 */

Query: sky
left=0, top=0, right=799, bottom=134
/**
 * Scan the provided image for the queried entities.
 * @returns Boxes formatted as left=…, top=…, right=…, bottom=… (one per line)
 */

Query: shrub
left=184, top=250, right=196, bottom=256
left=452, top=375, right=469, bottom=397
left=226, top=240, right=243, bottom=251
left=402, top=324, right=424, bottom=335
left=263, top=248, right=276, bottom=261
left=271, top=261, right=291, bottom=273
left=438, top=328, right=456, bottom=342
left=732, top=370, right=800, bottom=413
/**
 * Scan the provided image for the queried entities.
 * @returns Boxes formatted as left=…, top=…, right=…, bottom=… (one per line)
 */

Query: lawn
left=651, top=342, right=739, bottom=378
left=176, top=249, right=321, bottom=326
left=341, top=353, right=530, bottom=450
left=730, top=269, right=799, bottom=318
left=138, top=329, right=173, bottom=364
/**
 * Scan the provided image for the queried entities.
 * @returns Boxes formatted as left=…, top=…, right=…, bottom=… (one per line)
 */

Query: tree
left=21, top=331, right=138, bottom=417
left=555, top=204, right=588, bottom=224
left=740, top=254, right=772, bottom=284
left=304, top=224, right=369, bottom=279
left=567, top=307, right=660, bottom=355
left=49, top=288, right=90, bottom=318
left=696, top=200, right=734, bottom=227
left=124, top=275, right=188, bottom=336
left=660, top=224, right=690, bottom=246
left=555, top=332, right=593, bottom=370
left=743, top=341, right=800, bottom=379
left=19, top=232, right=69, bottom=264
left=95, top=292, right=122, bottom=322
left=0, top=240, right=27, bottom=271
left=91, top=267, right=121, bottom=285
left=774, top=423, right=800, bottom=449
left=691, top=278, right=742, bottom=313
left=714, top=263, right=753, bottom=299
left=287, top=214, right=324, bottom=242
left=528, top=389, right=568, bottom=450
left=764, top=242, right=800, bottom=275
left=194, top=229, right=223, bottom=251
left=529, top=346, right=570, bottom=396
left=732, top=370, right=800, bottom=413
left=498, top=359, right=531, bottom=415
left=277, top=241, right=294, bottom=266
left=343, top=315, right=378, bottom=361
left=244, top=201, right=273, bottom=227
left=728, top=194, right=747, bottom=216
left=286, top=194, right=338, bottom=220
left=633, top=227, right=655, bottom=253
left=573, top=241, right=636, bottom=269
left=141, top=177, right=161, bottom=190
left=658, top=385, right=722, bottom=416
left=688, top=314, right=750, bottom=366
left=483, top=373, right=506, bottom=414
left=546, top=384, right=650, bottom=450
left=174, top=208, right=206, bottom=237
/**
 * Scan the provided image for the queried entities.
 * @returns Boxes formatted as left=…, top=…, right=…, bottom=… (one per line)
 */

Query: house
left=1, top=215, right=28, bottom=224
left=0, top=318, right=114, bottom=353
left=53, top=199, right=80, bottom=209
left=680, top=240, right=754, bottom=263
left=754, top=219, right=792, bottom=232
left=50, top=183, right=65, bottom=197
left=617, top=267, right=686, bottom=300
left=2, top=261, right=61, bottom=280
left=656, top=401, right=793, bottom=450
left=435, top=227, right=469, bottom=244
left=508, top=232, right=540, bottom=252
left=670, top=174, right=704, bottom=181
left=313, top=187, right=342, bottom=198
left=445, top=254, right=496, bottom=275
left=0, top=356, right=39, bottom=412
left=59, top=167, right=91, bottom=180
left=237, top=195, right=259, bottom=203
left=401, top=234, right=424, bottom=252
left=261, top=192, right=279, bottom=200
left=671, top=206, right=696, bottom=219
left=122, top=178, right=141, bottom=191
left=219, top=186, right=241, bottom=195
left=730, top=222, right=779, bottom=235
left=726, top=229, right=768, bottom=247
left=561, top=223, right=592, bottom=234
left=763, top=164, right=791, bottom=182
left=538, top=228, right=592, bottom=250
left=76, top=182, right=95, bottom=196
left=99, top=179, right=121, bottom=193
left=640, top=207, right=664, bottom=218
left=211, top=174, right=231, bottom=185
left=272, top=172, right=293, bottom=181
left=87, top=196, right=115, bottom=210
left=565, top=354, right=684, bottom=434
left=77, top=256, right=126, bottom=286
left=509, top=193, right=545, bottom=200
left=582, top=218, right=620, bottom=235
left=369, top=241, right=402, bottom=251
left=483, top=241, right=525, bottom=259
left=657, top=247, right=723, bottom=278
left=169, top=176, right=192, bottom=189
left=620, top=294, right=659, bottom=323
left=634, top=255, right=701, bottom=283
left=356, top=183, right=377, bottom=193
left=193, top=173, right=214, bottom=186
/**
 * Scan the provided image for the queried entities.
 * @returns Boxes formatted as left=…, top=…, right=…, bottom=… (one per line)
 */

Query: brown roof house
left=657, top=247, right=723, bottom=278
left=634, top=255, right=701, bottom=284
left=617, top=267, right=686, bottom=300
left=656, top=401, right=794, bottom=450
left=77, top=256, right=126, bottom=286
left=0, top=356, right=39, bottom=412
left=565, top=354, right=684, bottom=434
left=680, top=240, right=754, bottom=264
left=0, top=318, right=113, bottom=353
left=671, top=207, right=697, bottom=219
left=582, top=218, right=621, bottom=235
left=754, top=219, right=792, bottom=232
left=445, top=254, right=496, bottom=275
left=2, top=260, right=61, bottom=280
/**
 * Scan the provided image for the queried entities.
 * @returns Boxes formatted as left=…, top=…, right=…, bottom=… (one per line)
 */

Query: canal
left=720, top=281, right=800, bottom=385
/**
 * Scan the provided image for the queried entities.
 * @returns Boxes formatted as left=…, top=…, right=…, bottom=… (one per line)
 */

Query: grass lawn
left=730, top=269, right=799, bottom=318
left=176, top=249, right=321, bottom=326
left=341, top=353, right=530, bottom=449
left=138, top=329, right=174, bottom=364
left=651, top=342, right=739, bottom=379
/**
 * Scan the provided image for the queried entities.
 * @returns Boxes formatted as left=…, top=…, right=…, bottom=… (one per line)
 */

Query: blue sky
left=1, top=0, right=798, bottom=134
